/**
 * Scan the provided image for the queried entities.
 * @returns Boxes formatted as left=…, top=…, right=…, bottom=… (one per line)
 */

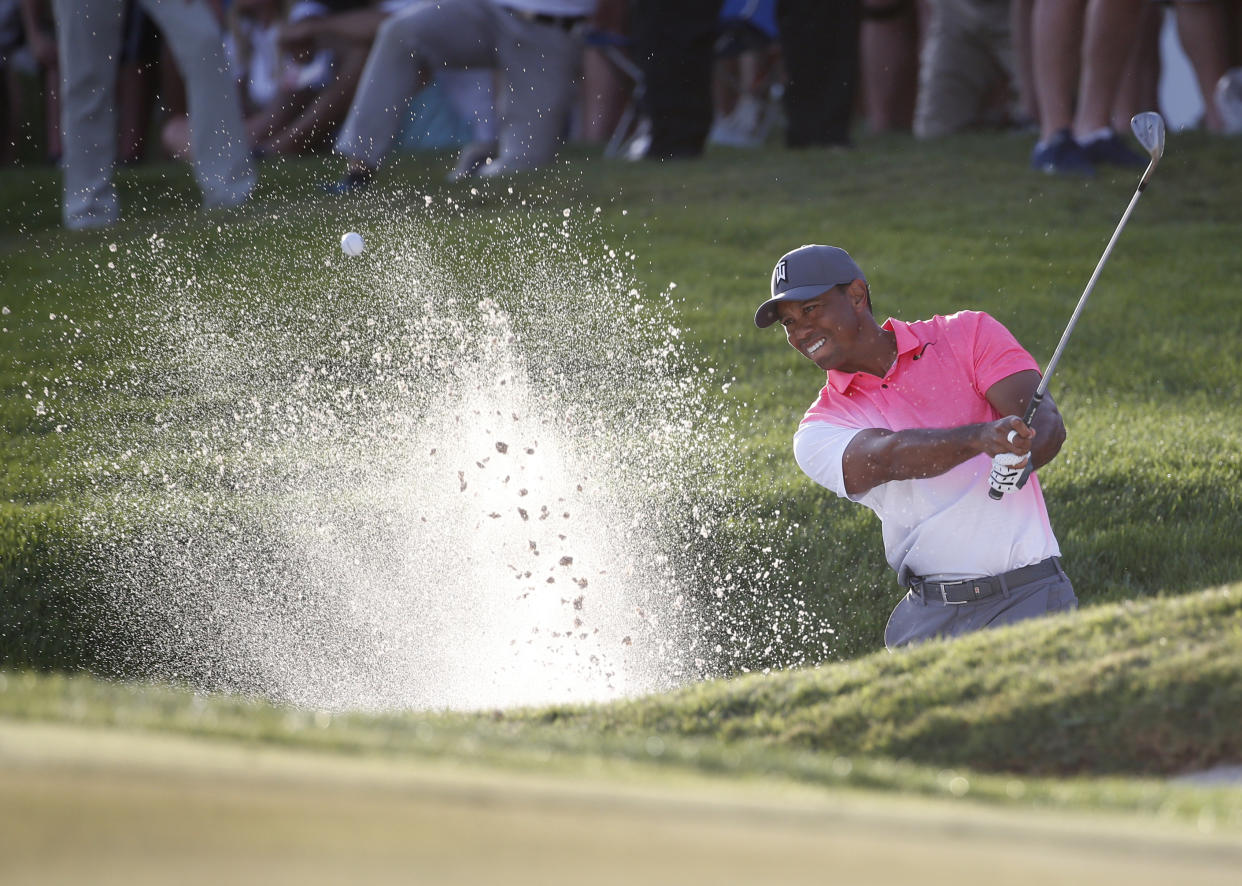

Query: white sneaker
left=708, top=95, right=771, bottom=148
left=446, top=141, right=498, bottom=183
left=1215, top=68, right=1242, bottom=135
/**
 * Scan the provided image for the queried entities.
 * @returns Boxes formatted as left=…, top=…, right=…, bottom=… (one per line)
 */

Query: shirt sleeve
left=793, top=421, right=865, bottom=501
left=969, top=312, right=1041, bottom=395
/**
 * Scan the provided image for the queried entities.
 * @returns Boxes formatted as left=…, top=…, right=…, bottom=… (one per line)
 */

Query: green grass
left=2, top=130, right=1242, bottom=821
left=4, top=134, right=1240, bottom=668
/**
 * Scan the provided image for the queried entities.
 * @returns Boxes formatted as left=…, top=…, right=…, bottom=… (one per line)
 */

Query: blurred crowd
left=1, top=0, right=1240, bottom=228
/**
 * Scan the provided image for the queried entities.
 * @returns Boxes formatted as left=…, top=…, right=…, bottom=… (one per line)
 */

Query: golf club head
left=1131, top=111, right=1166, bottom=163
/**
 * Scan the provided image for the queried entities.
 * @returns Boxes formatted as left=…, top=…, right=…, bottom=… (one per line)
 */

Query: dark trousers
left=778, top=0, right=861, bottom=147
left=631, top=0, right=722, bottom=159
left=630, top=0, right=862, bottom=157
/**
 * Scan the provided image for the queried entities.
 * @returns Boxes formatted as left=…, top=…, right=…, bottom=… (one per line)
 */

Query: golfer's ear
left=845, top=278, right=870, bottom=310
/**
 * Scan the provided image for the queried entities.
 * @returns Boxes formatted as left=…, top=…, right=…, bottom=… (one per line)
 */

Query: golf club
left=989, top=111, right=1166, bottom=500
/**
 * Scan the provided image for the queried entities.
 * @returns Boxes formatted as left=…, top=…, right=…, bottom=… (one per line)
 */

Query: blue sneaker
left=322, top=169, right=373, bottom=196
left=1080, top=131, right=1146, bottom=167
left=1030, top=129, right=1095, bottom=176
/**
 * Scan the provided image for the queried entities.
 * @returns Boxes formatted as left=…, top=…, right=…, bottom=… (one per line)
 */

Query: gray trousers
left=52, top=0, right=254, bottom=229
left=335, top=0, right=582, bottom=174
left=884, top=565, right=1078, bottom=649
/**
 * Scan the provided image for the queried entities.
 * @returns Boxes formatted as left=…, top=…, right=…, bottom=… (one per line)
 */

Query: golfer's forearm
left=844, top=425, right=986, bottom=493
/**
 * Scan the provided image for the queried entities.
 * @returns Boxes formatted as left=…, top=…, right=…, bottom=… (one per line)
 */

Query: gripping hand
left=987, top=428, right=1031, bottom=498
left=988, top=450, right=1027, bottom=496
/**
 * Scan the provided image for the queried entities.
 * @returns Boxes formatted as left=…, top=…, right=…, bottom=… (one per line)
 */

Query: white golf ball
left=340, top=231, right=365, bottom=256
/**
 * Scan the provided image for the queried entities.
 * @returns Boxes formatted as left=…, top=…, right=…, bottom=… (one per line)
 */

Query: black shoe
left=1080, top=131, right=1146, bottom=167
left=1030, top=129, right=1094, bottom=176
left=323, top=168, right=373, bottom=195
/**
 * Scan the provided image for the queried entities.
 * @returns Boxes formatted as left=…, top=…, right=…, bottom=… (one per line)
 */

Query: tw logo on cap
left=774, top=259, right=788, bottom=287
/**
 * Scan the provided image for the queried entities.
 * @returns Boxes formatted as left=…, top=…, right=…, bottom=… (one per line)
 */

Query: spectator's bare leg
left=861, top=0, right=919, bottom=132
left=44, top=65, right=60, bottom=163
left=117, top=58, right=157, bottom=165
left=1174, top=0, right=1230, bottom=131
left=1, top=63, right=16, bottom=165
left=160, top=113, right=189, bottom=158
left=247, top=95, right=306, bottom=149
left=1072, top=0, right=1143, bottom=137
left=1032, top=0, right=1086, bottom=140
left=1011, top=0, right=1039, bottom=124
left=265, top=46, right=368, bottom=156
left=578, top=0, right=629, bottom=143
left=1111, top=2, right=1161, bottom=126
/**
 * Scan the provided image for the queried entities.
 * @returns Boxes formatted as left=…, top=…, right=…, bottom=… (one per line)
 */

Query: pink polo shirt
left=792, top=310, right=1061, bottom=583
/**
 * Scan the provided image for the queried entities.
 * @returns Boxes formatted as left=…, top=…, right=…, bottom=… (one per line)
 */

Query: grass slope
left=3, top=585, right=1241, bottom=831
left=525, top=585, right=1242, bottom=777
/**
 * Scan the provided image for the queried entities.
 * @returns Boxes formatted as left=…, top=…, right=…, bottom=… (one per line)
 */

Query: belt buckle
left=938, top=579, right=977, bottom=605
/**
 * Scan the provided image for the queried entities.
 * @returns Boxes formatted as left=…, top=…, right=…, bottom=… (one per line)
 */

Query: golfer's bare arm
left=841, top=370, right=1066, bottom=497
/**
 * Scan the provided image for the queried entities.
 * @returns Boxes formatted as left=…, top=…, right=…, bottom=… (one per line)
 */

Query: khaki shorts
left=913, top=0, right=1015, bottom=139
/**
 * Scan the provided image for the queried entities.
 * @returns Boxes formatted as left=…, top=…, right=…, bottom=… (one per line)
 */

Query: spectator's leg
left=51, top=0, right=125, bottom=229
left=264, top=45, right=370, bottom=156
left=1231, top=0, right=1242, bottom=65
left=1011, top=0, right=1039, bottom=124
left=1111, top=1, right=1162, bottom=126
left=1072, top=0, right=1143, bottom=137
left=249, top=92, right=309, bottom=151
left=578, top=0, right=629, bottom=143
left=914, top=0, right=1006, bottom=138
left=139, top=0, right=254, bottom=209
left=1031, top=0, right=1086, bottom=141
left=117, top=5, right=159, bottom=165
left=492, top=15, right=583, bottom=172
left=334, top=0, right=495, bottom=172
left=160, top=113, right=190, bottom=159
left=861, top=0, right=919, bottom=132
left=631, top=0, right=722, bottom=159
left=777, top=0, right=863, bottom=146
left=0, top=60, right=14, bottom=166
left=44, top=61, right=62, bottom=164
left=1173, top=0, right=1231, bottom=131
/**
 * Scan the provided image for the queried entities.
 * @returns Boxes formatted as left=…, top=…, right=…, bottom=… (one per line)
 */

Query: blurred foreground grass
left=3, top=584, right=1241, bottom=827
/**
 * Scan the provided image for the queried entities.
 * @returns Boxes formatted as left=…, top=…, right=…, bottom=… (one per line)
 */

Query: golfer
left=757, top=245, right=1078, bottom=648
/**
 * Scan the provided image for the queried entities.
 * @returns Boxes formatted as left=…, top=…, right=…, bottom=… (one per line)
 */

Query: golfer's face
left=776, top=287, right=861, bottom=372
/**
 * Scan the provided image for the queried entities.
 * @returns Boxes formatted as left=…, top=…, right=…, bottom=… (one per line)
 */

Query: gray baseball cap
left=754, top=245, right=867, bottom=328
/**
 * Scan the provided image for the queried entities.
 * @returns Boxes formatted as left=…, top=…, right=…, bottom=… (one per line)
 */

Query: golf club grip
left=988, top=390, right=1046, bottom=500
left=1021, top=389, right=1044, bottom=428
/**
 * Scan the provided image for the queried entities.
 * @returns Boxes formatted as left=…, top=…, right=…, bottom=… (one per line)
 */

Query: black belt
left=503, top=7, right=587, bottom=31
left=910, top=557, right=1062, bottom=605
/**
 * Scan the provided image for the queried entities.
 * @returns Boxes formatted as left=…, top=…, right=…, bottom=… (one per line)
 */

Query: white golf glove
left=988, top=450, right=1028, bottom=496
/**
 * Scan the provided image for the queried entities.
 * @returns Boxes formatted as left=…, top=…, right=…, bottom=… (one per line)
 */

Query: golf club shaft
left=1029, top=176, right=1151, bottom=414
left=988, top=157, right=1157, bottom=500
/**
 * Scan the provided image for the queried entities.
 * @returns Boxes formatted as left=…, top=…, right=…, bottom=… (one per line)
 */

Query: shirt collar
left=826, top=318, right=921, bottom=393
